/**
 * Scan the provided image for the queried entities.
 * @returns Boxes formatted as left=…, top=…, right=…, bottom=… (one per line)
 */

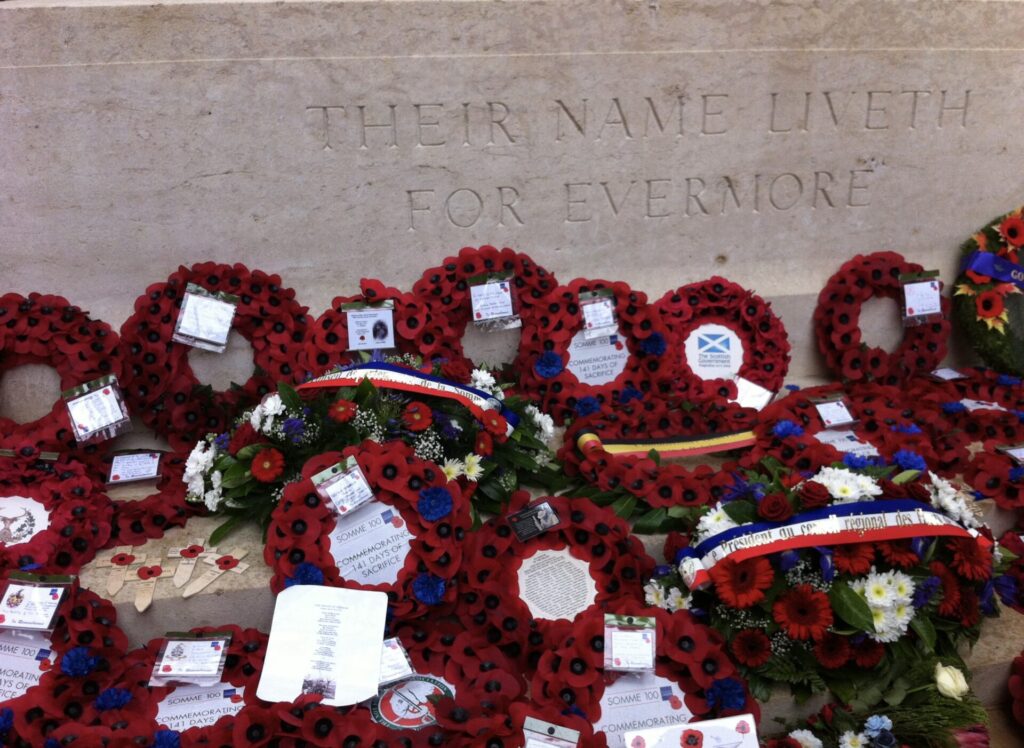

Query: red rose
left=402, top=402, right=432, bottom=432
left=758, top=492, right=794, bottom=522
left=251, top=448, right=285, bottom=483
left=228, top=423, right=265, bottom=456
left=799, top=481, right=831, bottom=509
left=328, top=398, right=357, bottom=424
left=440, top=359, right=473, bottom=383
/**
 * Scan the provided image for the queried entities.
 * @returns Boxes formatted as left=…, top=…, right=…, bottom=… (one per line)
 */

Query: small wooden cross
left=94, top=546, right=148, bottom=597
left=131, top=559, right=175, bottom=613
left=166, top=537, right=218, bottom=589
left=182, top=548, right=250, bottom=599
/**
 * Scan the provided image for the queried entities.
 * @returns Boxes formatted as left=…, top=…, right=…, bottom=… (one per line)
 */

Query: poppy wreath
left=515, top=278, right=676, bottom=424
left=455, top=491, right=654, bottom=673
left=264, top=439, right=471, bottom=621
left=530, top=604, right=758, bottom=747
left=642, top=462, right=1017, bottom=703
left=997, top=530, right=1024, bottom=616
left=740, top=383, right=956, bottom=476
left=557, top=397, right=756, bottom=531
left=102, top=452, right=197, bottom=546
left=0, top=292, right=123, bottom=468
left=0, top=461, right=113, bottom=575
left=459, top=700, right=599, bottom=748
left=966, top=450, right=1024, bottom=513
left=411, top=245, right=559, bottom=368
left=814, top=252, right=951, bottom=384
left=301, top=278, right=469, bottom=379
left=655, top=277, right=791, bottom=403
left=905, top=368, right=1024, bottom=448
left=952, top=206, right=1024, bottom=376
left=119, top=262, right=310, bottom=451
left=1012, top=649, right=1024, bottom=727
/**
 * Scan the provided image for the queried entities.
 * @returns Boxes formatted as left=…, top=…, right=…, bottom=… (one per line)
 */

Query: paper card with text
left=604, top=614, right=656, bottom=673
left=566, top=333, right=630, bottom=386
left=900, top=270, right=943, bottom=327
left=107, top=451, right=163, bottom=485
left=0, top=629, right=52, bottom=701
left=996, top=443, right=1024, bottom=465
left=345, top=302, right=396, bottom=351
left=469, top=273, right=520, bottom=330
left=63, top=375, right=131, bottom=444
left=509, top=500, right=562, bottom=542
left=0, top=578, right=68, bottom=632
left=378, top=638, right=415, bottom=686
left=623, top=713, right=759, bottom=748
left=594, top=671, right=691, bottom=746
left=328, top=501, right=414, bottom=587
left=156, top=683, right=245, bottom=732
left=312, top=458, right=375, bottom=515
left=930, top=367, right=966, bottom=381
left=731, top=376, right=775, bottom=410
left=522, top=716, right=580, bottom=747
left=812, top=396, right=856, bottom=428
left=962, top=398, right=1007, bottom=413
left=172, top=284, right=239, bottom=353
left=580, top=289, right=619, bottom=340
left=150, top=633, right=232, bottom=687
left=814, top=429, right=880, bottom=458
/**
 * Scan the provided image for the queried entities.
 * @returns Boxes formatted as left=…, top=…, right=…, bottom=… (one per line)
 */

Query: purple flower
left=213, top=432, right=230, bottom=451
left=995, top=574, right=1019, bottom=608
left=282, top=417, right=305, bottom=444
left=912, top=576, right=941, bottom=609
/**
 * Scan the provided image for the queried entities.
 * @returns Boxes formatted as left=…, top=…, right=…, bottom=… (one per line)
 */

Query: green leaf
left=910, top=616, right=937, bottom=653
left=646, top=449, right=661, bottom=466
left=235, top=443, right=267, bottom=461
left=209, top=514, right=246, bottom=545
left=829, top=581, right=875, bottom=633
left=609, top=495, right=637, bottom=520
left=891, top=469, right=921, bottom=485
left=278, top=382, right=303, bottom=411
left=632, top=508, right=668, bottom=534
left=723, top=501, right=757, bottom=525
left=220, top=462, right=252, bottom=489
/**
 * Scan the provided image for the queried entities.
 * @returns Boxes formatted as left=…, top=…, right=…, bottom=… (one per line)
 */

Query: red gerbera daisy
left=328, top=398, right=357, bottom=423
left=931, top=561, right=962, bottom=617
left=852, top=638, right=884, bottom=668
left=730, top=628, right=772, bottom=667
left=480, top=410, right=508, bottom=437
left=833, top=543, right=875, bottom=575
left=402, top=402, right=432, bottom=432
left=251, top=447, right=285, bottom=483
left=772, top=584, right=833, bottom=641
left=999, top=214, right=1024, bottom=248
left=949, top=538, right=992, bottom=581
left=708, top=556, right=774, bottom=609
left=474, top=431, right=494, bottom=457
left=814, top=632, right=851, bottom=669
left=975, top=290, right=1005, bottom=319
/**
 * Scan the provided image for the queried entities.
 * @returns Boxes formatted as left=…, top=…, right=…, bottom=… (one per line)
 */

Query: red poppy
left=999, top=215, right=1024, bottom=247
left=179, top=545, right=204, bottom=559
left=251, top=448, right=285, bottom=483
left=680, top=729, right=704, bottom=748
left=474, top=431, right=494, bottom=457
left=216, top=555, right=240, bottom=571
left=111, top=553, right=135, bottom=566
left=976, top=289, right=1006, bottom=320
left=772, top=584, right=833, bottom=641
left=327, top=398, right=357, bottom=424
left=228, top=422, right=265, bottom=456
left=708, top=557, right=774, bottom=609
left=814, top=632, right=851, bottom=669
left=137, top=565, right=163, bottom=580
left=948, top=537, right=992, bottom=581
left=480, top=410, right=508, bottom=437
left=403, top=401, right=433, bottom=432
left=730, top=629, right=772, bottom=667
left=833, top=543, right=875, bottom=575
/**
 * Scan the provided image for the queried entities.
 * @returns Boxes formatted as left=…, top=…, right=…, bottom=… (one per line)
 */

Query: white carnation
left=812, top=466, right=882, bottom=503
left=695, top=502, right=738, bottom=542
left=839, top=732, right=867, bottom=748
left=788, top=730, right=823, bottom=748
left=928, top=472, right=979, bottom=528
left=525, top=404, right=556, bottom=444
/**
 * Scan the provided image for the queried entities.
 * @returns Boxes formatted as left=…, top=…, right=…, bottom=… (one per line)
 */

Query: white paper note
left=174, top=292, right=236, bottom=350
left=566, top=332, right=629, bottom=386
left=732, top=376, right=775, bottom=410
left=156, top=683, right=244, bottom=732
left=608, top=629, right=655, bottom=671
left=347, top=308, right=396, bottom=351
left=593, top=672, right=692, bottom=748
left=623, top=712, right=759, bottom=748
left=108, top=452, right=162, bottom=484
left=0, top=584, right=63, bottom=631
left=582, top=297, right=618, bottom=340
left=470, top=280, right=515, bottom=321
left=516, top=549, right=597, bottom=621
left=379, top=638, right=415, bottom=686
left=328, top=501, right=413, bottom=586
left=257, top=586, right=388, bottom=707
left=319, top=464, right=375, bottom=515
left=931, top=367, right=965, bottom=381
left=154, top=638, right=229, bottom=683
left=66, top=387, right=127, bottom=440
left=814, top=429, right=880, bottom=457
left=814, top=399, right=855, bottom=427
left=903, top=279, right=942, bottom=318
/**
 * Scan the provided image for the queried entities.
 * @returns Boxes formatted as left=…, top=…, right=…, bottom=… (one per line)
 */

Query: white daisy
left=695, top=502, right=738, bottom=542
left=462, top=453, right=484, bottom=481
left=644, top=581, right=667, bottom=608
left=839, top=731, right=867, bottom=748
left=441, top=458, right=464, bottom=481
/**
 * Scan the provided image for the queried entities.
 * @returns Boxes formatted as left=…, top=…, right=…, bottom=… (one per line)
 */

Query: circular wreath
left=815, top=252, right=951, bottom=383
left=952, top=206, right=1024, bottom=375
left=302, top=278, right=469, bottom=379
left=264, top=439, right=471, bottom=621
left=558, top=397, right=755, bottom=528
left=100, top=451, right=198, bottom=546
left=530, top=604, right=758, bottom=747
left=655, top=277, right=790, bottom=402
left=515, top=278, right=676, bottom=424
left=119, top=262, right=310, bottom=451
left=455, top=491, right=653, bottom=673
left=1011, top=650, right=1024, bottom=727
left=0, top=292, right=123, bottom=468
left=411, top=245, right=559, bottom=367
left=0, top=462, right=113, bottom=575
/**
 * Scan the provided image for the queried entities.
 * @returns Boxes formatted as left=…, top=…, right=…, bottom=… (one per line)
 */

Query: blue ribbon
left=335, top=362, right=521, bottom=428
left=694, top=499, right=948, bottom=558
left=960, top=251, right=1024, bottom=290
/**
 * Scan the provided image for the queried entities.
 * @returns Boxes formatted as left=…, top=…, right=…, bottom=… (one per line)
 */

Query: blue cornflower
left=942, top=401, right=967, bottom=414
left=995, top=574, right=1019, bottom=608
left=0, top=708, right=12, bottom=735
left=997, top=374, right=1022, bottom=386
left=911, top=537, right=932, bottom=560
left=864, top=714, right=893, bottom=738
left=639, top=332, right=666, bottom=356
left=890, top=423, right=922, bottom=434
left=772, top=420, right=804, bottom=438
left=213, top=432, right=230, bottom=451
left=417, top=487, right=453, bottom=521
left=282, top=417, right=305, bottom=444
left=619, top=386, right=644, bottom=404
left=779, top=550, right=800, bottom=572
left=843, top=453, right=873, bottom=470
left=706, top=678, right=746, bottom=711
left=412, top=574, right=446, bottom=606
left=912, top=576, right=941, bottom=609
left=653, top=565, right=672, bottom=578
left=60, top=647, right=99, bottom=677
left=154, top=731, right=182, bottom=748
left=533, top=352, right=564, bottom=379
left=892, top=449, right=927, bottom=472
left=1010, top=467, right=1024, bottom=483
left=817, top=548, right=835, bottom=583
left=284, top=562, right=324, bottom=588
left=94, top=688, right=132, bottom=711
left=575, top=397, right=601, bottom=417
left=723, top=474, right=765, bottom=503
left=785, top=384, right=801, bottom=391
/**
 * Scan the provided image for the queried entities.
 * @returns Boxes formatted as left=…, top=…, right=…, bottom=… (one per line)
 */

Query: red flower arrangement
left=557, top=397, right=756, bottom=530
left=515, top=278, right=677, bottom=424
left=655, top=277, right=790, bottom=403
left=1011, top=649, right=1024, bottom=726
left=119, top=262, right=309, bottom=451
left=264, top=439, right=471, bottom=621
left=301, top=278, right=468, bottom=378
left=529, top=604, right=758, bottom=747
left=411, top=245, right=559, bottom=368
left=454, top=491, right=654, bottom=673
left=0, top=292, right=124, bottom=470
left=815, top=252, right=951, bottom=384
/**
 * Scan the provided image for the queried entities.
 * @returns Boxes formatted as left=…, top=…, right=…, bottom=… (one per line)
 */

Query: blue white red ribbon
left=961, top=251, right=1024, bottom=290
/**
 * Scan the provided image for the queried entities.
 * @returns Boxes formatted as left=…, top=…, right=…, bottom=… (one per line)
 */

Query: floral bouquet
left=643, top=460, right=1018, bottom=706
left=183, top=357, right=566, bottom=541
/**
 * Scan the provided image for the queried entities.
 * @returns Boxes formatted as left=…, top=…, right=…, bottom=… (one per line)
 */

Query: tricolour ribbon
left=577, top=429, right=756, bottom=459
left=960, top=251, right=1024, bottom=290
left=298, top=363, right=518, bottom=434
left=679, top=499, right=990, bottom=590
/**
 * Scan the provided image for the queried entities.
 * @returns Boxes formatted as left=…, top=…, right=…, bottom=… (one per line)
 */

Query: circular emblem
left=370, top=674, right=454, bottom=730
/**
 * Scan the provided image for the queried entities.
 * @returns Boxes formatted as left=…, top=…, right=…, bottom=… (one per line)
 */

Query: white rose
left=934, top=663, right=969, bottom=700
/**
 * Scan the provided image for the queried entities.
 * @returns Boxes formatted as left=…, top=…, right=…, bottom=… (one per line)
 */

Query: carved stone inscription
left=305, top=89, right=973, bottom=231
